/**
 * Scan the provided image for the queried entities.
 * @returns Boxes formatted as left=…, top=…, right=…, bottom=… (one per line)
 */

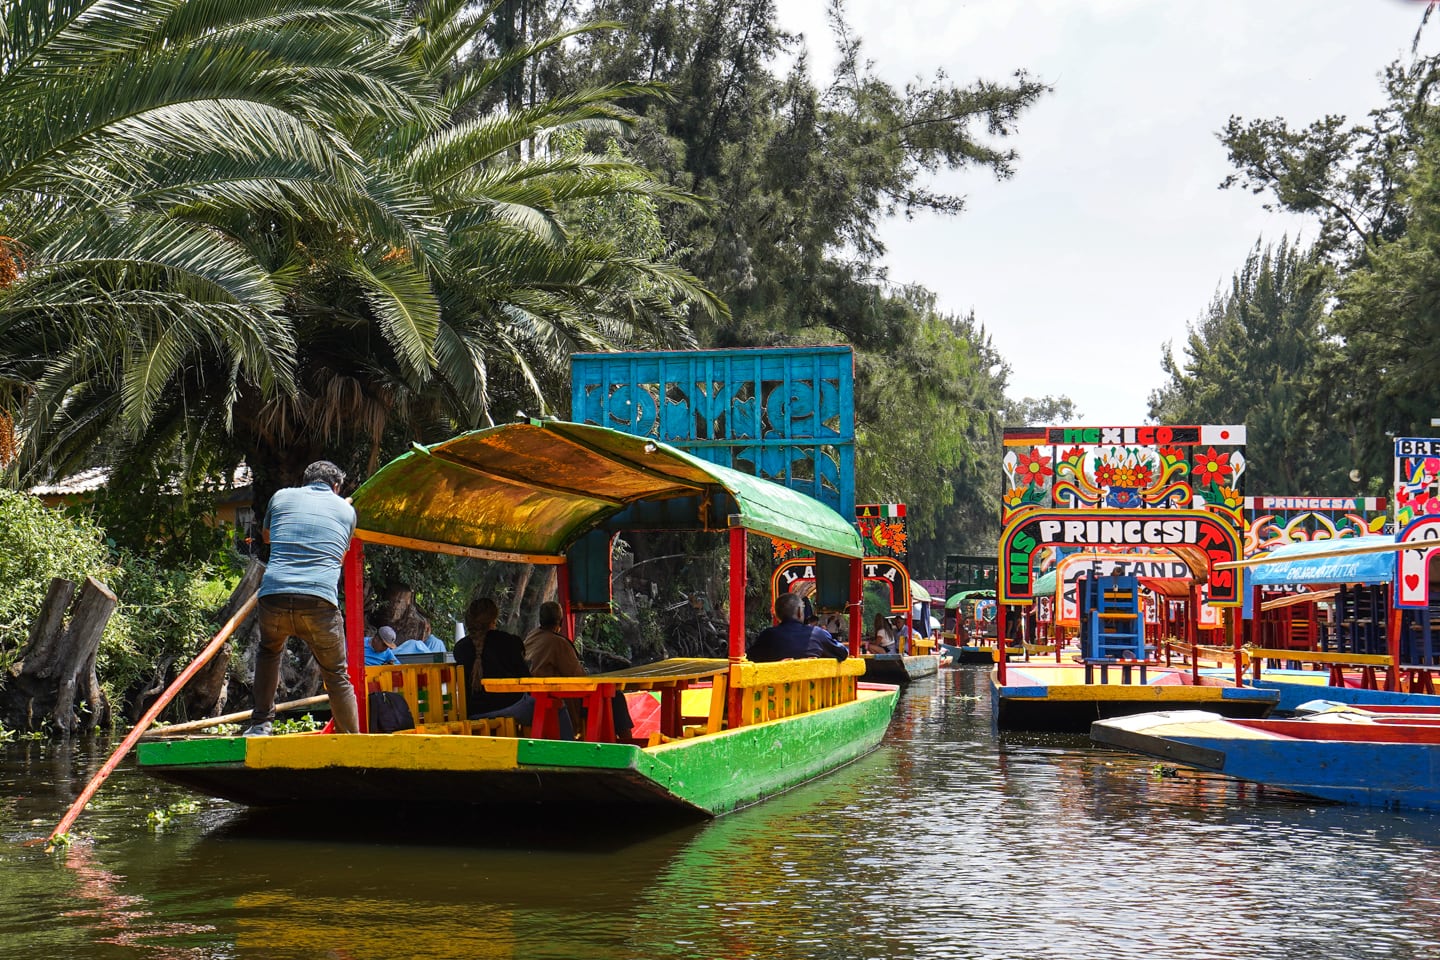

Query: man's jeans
left=253, top=594, right=360, bottom=733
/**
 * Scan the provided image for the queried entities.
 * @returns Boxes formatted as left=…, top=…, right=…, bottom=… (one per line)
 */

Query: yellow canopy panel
left=351, top=420, right=864, bottom=562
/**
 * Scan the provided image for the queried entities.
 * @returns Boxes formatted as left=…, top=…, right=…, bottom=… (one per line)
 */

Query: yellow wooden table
left=484, top=658, right=730, bottom=742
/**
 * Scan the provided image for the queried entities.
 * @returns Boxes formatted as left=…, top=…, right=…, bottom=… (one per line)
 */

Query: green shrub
left=0, top=490, right=115, bottom=674
left=103, top=556, right=236, bottom=705
left=0, top=489, right=236, bottom=718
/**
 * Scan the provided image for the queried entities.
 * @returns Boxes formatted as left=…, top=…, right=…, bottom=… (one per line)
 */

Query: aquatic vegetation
left=273, top=714, right=323, bottom=734
left=146, top=800, right=201, bottom=831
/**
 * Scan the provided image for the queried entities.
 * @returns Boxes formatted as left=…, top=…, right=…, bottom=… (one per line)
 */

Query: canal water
left=4, top=667, right=1439, bottom=960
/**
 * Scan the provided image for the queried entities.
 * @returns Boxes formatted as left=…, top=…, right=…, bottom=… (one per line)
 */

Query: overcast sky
left=773, top=0, right=1436, bottom=423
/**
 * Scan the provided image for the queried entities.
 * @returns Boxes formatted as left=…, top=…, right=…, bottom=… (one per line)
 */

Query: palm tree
left=0, top=0, right=433, bottom=482
left=212, top=0, right=726, bottom=498
left=3, top=0, right=724, bottom=517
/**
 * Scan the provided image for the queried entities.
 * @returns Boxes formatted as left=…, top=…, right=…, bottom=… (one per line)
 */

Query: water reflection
left=3, top=668, right=1440, bottom=959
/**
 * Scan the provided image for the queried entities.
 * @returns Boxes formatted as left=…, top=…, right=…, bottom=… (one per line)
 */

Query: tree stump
left=180, top=559, right=264, bottom=720
left=3, top=576, right=117, bottom=734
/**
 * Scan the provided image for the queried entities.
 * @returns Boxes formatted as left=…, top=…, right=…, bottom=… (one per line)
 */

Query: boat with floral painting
left=990, top=424, right=1278, bottom=731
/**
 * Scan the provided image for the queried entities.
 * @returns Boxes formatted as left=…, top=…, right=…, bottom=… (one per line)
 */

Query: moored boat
left=993, top=661, right=1278, bottom=732
left=138, top=419, right=900, bottom=818
left=862, top=653, right=939, bottom=682
left=1091, top=705, right=1440, bottom=812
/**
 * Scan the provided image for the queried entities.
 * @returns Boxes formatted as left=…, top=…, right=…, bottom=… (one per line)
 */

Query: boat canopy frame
left=340, top=420, right=869, bottom=730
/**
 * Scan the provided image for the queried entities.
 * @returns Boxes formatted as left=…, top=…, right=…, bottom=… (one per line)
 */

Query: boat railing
left=1245, top=647, right=1396, bottom=690
left=365, top=656, right=870, bottom=742
left=728, top=657, right=866, bottom=727
left=365, top=663, right=468, bottom=731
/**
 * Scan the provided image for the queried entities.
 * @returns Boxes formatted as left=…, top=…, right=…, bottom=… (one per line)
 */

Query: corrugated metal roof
left=28, top=465, right=252, bottom=497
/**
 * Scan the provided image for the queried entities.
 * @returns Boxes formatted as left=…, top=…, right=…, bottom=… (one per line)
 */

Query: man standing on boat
left=245, top=460, right=361, bottom=736
left=749, top=593, right=849, bottom=662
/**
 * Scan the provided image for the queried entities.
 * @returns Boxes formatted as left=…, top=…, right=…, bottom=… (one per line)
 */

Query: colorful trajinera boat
left=1212, top=529, right=1440, bottom=712
left=989, top=424, right=1280, bottom=730
left=1091, top=703, right=1440, bottom=812
left=772, top=502, right=938, bottom=683
left=138, top=420, right=900, bottom=817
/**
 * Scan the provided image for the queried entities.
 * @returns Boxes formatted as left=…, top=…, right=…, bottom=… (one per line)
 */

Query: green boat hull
left=138, top=687, right=899, bottom=818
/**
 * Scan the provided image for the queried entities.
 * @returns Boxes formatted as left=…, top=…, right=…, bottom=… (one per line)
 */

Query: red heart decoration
left=1406, top=574, right=1421, bottom=592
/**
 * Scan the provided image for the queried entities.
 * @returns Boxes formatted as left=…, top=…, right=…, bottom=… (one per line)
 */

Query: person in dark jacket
left=453, top=596, right=531, bottom=721
left=748, top=593, right=849, bottom=662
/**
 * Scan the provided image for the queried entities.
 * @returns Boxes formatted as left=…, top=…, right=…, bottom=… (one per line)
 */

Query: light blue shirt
left=395, top=635, right=446, bottom=656
left=258, top=481, right=356, bottom=606
left=364, top=645, right=400, bottom=666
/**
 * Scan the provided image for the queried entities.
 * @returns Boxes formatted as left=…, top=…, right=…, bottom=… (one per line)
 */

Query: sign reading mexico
left=998, top=509, right=1241, bottom=605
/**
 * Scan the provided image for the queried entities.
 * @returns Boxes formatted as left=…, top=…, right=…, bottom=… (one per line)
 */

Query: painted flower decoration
left=1216, top=484, right=1243, bottom=510
left=1159, top=445, right=1185, bottom=464
left=1094, top=461, right=1152, bottom=488
left=1191, top=447, right=1232, bottom=485
left=1003, top=487, right=1027, bottom=508
left=1015, top=448, right=1053, bottom=488
left=1059, top=446, right=1087, bottom=465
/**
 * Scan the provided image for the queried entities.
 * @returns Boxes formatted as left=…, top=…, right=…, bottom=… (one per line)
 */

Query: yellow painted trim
left=1246, top=648, right=1394, bottom=667
left=729, top=657, right=865, bottom=687
left=355, top=528, right=565, bottom=565
left=1016, top=685, right=1245, bottom=702
left=246, top=734, right=519, bottom=771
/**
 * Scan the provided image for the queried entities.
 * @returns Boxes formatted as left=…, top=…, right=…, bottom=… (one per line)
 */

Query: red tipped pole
left=44, top=593, right=258, bottom=850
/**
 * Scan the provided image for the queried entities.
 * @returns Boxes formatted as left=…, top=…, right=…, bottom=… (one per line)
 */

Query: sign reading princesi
left=999, top=509, right=1241, bottom=605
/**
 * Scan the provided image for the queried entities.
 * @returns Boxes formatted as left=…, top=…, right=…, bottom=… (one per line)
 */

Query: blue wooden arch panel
left=570, top=347, right=856, bottom=518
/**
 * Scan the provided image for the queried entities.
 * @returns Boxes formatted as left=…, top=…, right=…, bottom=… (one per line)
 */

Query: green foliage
left=104, top=556, right=235, bottom=705
left=0, top=489, right=235, bottom=717
left=1210, top=38, right=1440, bottom=490
left=544, top=1, right=1047, bottom=567
left=363, top=545, right=464, bottom=641
left=81, top=452, right=241, bottom=570
left=578, top=612, right=628, bottom=657
left=0, top=490, right=115, bottom=671
left=1149, top=238, right=1352, bottom=494
left=273, top=714, right=323, bottom=734
left=146, top=799, right=201, bottom=831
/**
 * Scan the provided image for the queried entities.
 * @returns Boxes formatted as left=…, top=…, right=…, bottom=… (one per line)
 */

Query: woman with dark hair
left=453, top=596, right=531, bottom=720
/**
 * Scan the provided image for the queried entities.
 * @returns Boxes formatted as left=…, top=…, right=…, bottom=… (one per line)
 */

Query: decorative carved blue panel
left=570, top=347, right=855, bottom=517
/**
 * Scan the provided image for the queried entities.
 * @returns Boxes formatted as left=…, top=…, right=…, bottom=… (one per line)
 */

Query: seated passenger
left=453, top=597, right=532, bottom=722
left=524, top=600, right=632, bottom=739
left=394, top=618, right=447, bottom=656
left=748, top=593, right=849, bottom=663
left=363, top=626, right=401, bottom=666
left=864, top=614, right=895, bottom=656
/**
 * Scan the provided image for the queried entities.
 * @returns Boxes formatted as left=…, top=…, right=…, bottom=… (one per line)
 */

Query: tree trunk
left=503, top=564, right=535, bottom=633
left=182, top=559, right=264, bottom=720
left=2, top=577, right=117, bottom=734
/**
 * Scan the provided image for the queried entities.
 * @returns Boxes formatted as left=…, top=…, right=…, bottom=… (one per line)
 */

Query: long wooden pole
left=138, top=694, right=329, bottom=738
left=44, top=593, right=257, bottom=849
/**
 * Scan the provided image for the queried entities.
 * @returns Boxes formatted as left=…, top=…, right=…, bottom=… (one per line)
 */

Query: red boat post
left=343, top=538, right=366, bottom=731
left=729, top=527, right=747, bottom=661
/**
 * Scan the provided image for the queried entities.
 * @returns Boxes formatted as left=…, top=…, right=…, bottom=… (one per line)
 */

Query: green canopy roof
left=945, top=589, right=996, bottom=609
left=1032, top=569, right=1057, bottom=597
left=351, top=420, right=863, bottom=562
